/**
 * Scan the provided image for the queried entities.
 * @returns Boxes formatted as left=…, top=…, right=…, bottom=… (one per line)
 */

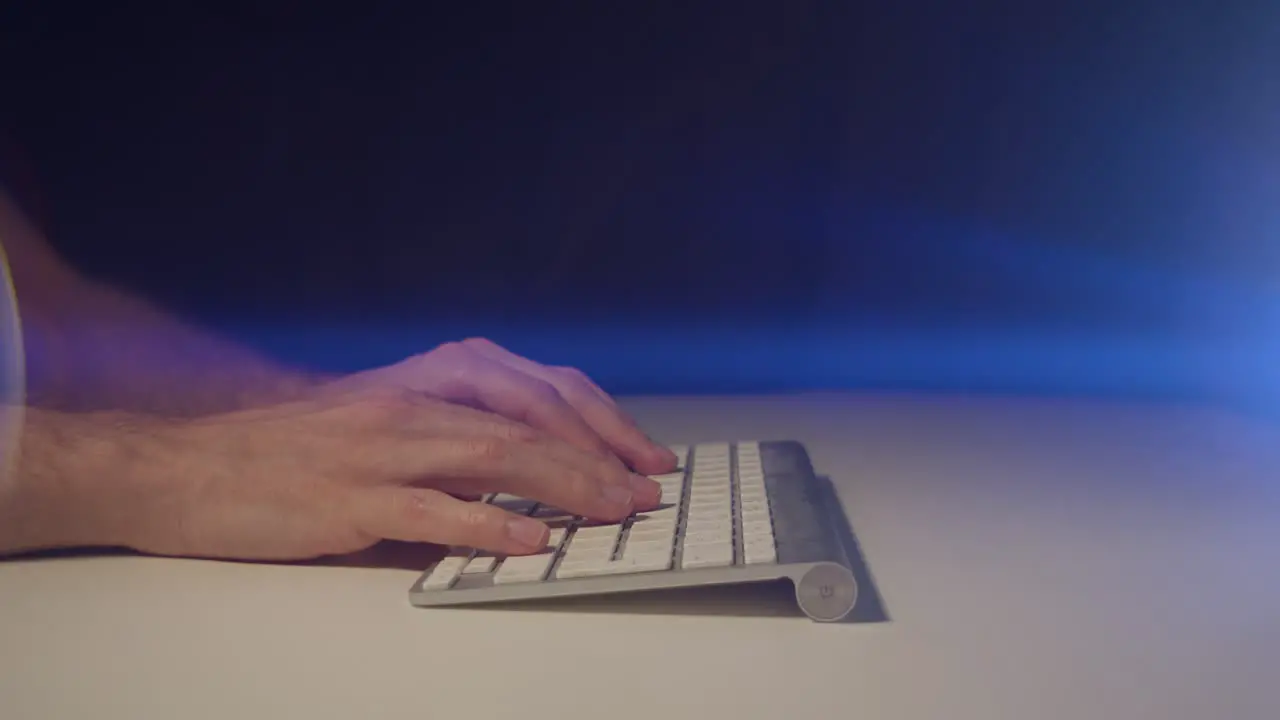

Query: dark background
left=2, top=2, right=1278, bottom=407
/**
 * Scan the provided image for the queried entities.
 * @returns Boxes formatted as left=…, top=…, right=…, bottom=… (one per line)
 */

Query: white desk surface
left=2, top=393, right=1278, bottom=719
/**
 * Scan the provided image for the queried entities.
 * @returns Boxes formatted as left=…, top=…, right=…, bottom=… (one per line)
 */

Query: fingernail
left=629, top=474, right=662, bottom=507
left=506, top=517, right=548, bottom=549
left=659, top=446, right=679, bottom=468
left=600, top=483, right=634, bottom=509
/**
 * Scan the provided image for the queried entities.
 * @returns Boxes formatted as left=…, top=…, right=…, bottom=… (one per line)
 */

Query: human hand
left=324, top=337, right=678, bottom=476
left=31, top=389, right=666, bottom=561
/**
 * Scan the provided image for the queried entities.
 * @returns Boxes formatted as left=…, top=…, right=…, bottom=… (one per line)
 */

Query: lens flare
left=0, top=239, right=26, bottom=491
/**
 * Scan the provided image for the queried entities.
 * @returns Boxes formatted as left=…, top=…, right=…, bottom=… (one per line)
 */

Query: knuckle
left=396, top=488, right=444, bottom=522
left=429, top=341, right=472, bottom=365
left=462, top=437, right=511, bottom=464
left=523, top=378, right=564, bottom=405
left=461, top=337, right=498, bottom=351
left=563, top=467, right=603, bottom=503
left=554, top=365, right=589, bottom=382
left=550, top=366, right=602, bottom=404
left=458, top=504, right=501, bottom=534
left=428, top=343, right=480, bottom=384
left=595, top=455, right=627, bottom=482
left=498, top=421, right=541, bottom=443
left=356, top=386, right=420, bottom=420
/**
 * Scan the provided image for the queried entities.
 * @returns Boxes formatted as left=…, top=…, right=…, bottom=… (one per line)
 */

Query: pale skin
left=0, top=190, right=676, bottom=560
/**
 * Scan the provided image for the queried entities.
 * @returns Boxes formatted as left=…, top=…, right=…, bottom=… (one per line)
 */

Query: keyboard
left=409, top=440, right=859, bottom=622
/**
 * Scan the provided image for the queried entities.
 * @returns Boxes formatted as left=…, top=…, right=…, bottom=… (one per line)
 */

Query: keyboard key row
left=420, top=442, right=781, bottom=590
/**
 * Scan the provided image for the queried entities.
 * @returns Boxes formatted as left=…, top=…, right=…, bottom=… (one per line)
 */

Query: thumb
left=347, top=486, right=549, bottom=555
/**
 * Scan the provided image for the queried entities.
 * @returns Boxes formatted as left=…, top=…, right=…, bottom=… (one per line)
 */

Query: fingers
left=340, top=386, right=660, bottom=499
left=456, top=338, right=678, bottom=474
left=339, top=387, right=542, bottom=443
left=545, top=366, right=677, bottom=474
left=416, top=345, right=622, bottom=464
left=370, top=436, right=659, bottom=521
left=326, top=388, right=662, bottom=512
left=350, top=486, right=551, bottom=555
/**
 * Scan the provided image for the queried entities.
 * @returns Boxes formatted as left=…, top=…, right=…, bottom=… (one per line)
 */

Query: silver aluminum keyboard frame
left=409, top=440, right=858, bottom=622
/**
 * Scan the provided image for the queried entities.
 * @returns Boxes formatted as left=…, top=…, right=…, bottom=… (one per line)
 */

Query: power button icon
left=797, top=563, right=858, bottom=622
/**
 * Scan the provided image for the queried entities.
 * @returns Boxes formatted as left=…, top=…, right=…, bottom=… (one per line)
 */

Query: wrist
left=0, top=410, right=171, bottom=555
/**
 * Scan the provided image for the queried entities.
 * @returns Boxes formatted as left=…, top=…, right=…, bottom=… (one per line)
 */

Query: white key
left=629, top=520, right=680, bottom=538
left=686, top=508, right=731, bottom=524
left=623, top=537, right=673, bottom=557
left=554, top=559, right=615, bottom=579
left=561, top=527, right=619, bottom=559
left=566, top=531, right=617, bottom=547
left=692, top=492, right=729, bottom=504
left=687, top=513, right=731, bottom=529
left=742, top=520, right=774, bottom=538
left=422, top=554, right=468, bottom=589
left=681, top=543, right=733, bottom=569
left=692, top=489, right=730, bottom=499
left=572, top=525, right=622, bottom=542
left=624, top=553, right=673, bottom=571
left=689, top=501, right=732, bottom=516
left=632, top=510, right=678, bottom=526
left=570, top=553, right=672, bottom=578
left=561, top=543, right=614, bottom=563
left=602, top=555, right=671, bottom=574
left=462, top=556, right=497, bottom=574
left=744, top=538, right=777, bottom=565
left=689, top=491, right=730, bottom=504
left=687, top=499, right=731, bottom=513
left=493, top=552, right=554, bottom=584
left=547, top=527, right=568, bottom=548
left=684, top=528, right=733, bottom=546
left=688, top=521, right=730, bottom=540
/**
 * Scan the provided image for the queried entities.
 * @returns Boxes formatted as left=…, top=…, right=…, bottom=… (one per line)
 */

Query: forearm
left=2, top=189, right=326, bottom=415
left=24, top=277, right=325, bottom=415
left=0, top=408, right=152, bottom=555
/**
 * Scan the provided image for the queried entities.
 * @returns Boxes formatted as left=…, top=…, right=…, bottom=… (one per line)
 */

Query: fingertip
left=628, top=473, right=663, bottom=509
left=504, top=515, right=549, bottom=552
left=656, top=444, right=680, bottom=469
left=627, top=445, right=679, bottom=476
